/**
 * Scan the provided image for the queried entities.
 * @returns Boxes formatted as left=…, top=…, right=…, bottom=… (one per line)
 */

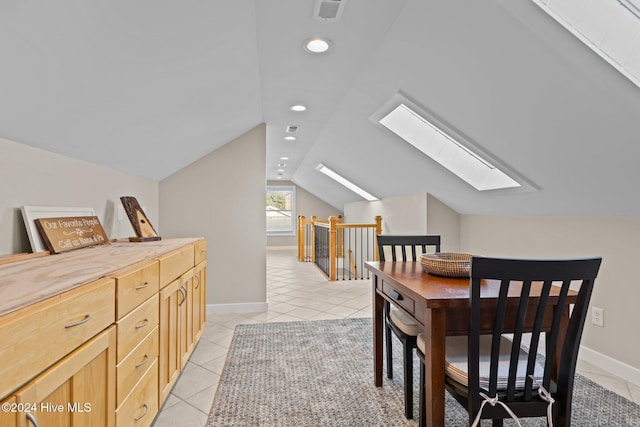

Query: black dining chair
left=416, top=256, right=602, bottom=427
left=376, top=234, right=441, bottom=419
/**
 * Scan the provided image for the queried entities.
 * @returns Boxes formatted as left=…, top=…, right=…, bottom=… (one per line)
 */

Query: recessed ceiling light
left=277, top=169, right=285, bottom=172
left=304, top=37, right=331, bottom=54
left=276, top=176, right=283, bottom=179
left=284, top=136, right=296, bottom=141
left=280, top=157, right=289, bottom=160
left=289, top=105, right=307, bottom=112
left=278, top=163, right=287, bottom=167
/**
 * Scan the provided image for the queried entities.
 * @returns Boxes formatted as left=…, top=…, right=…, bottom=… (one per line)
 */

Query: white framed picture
left=21, top=206, right=97, bottom=253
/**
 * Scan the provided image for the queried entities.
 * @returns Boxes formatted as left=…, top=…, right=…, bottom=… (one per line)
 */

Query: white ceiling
left=2, top=0, right=640, bottom=215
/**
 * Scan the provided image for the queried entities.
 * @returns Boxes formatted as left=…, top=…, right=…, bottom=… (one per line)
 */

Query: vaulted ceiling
left=2, top=0, right=640, bottom=215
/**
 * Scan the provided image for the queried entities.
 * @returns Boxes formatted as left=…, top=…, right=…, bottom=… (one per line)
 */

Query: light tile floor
left=152, top=247, right=640, bottom=426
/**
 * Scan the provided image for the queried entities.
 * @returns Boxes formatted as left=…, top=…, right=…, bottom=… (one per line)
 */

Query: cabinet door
left=0, top=396, right=17, bottom=427
left=182, top=269, right=195, bottom=366
left=15, top=326, right=116, bottom=427
left=158, top=278, right=185, bottom=405
left=193, top=261, right=207, bottom=341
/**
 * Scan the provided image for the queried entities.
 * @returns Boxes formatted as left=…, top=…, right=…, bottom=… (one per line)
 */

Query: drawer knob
left=26, top=413, right=40, bottom=427
left=135, top=354, right=149, bottom=368
left=134, top=404, right=148, bottom=421
left=135, top=282, right=150, bottom=290
left=390, top=290, right=404, bottom=301
left=135, top=319, right=149, bottom=329
left=65, top=314, right=91, bottom=329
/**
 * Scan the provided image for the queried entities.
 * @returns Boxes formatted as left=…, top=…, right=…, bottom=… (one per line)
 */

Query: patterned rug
left=207, top=318, right=640, bottom=426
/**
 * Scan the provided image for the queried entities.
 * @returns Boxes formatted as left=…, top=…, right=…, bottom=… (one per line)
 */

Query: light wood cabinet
left=14, top=326, right=116, bottom=427
left=0, top=396, right=17, bottom=427
left=0, top=238, right=205, bottom=427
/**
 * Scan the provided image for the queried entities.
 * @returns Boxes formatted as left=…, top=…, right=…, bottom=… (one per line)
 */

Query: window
left=266, top=186, right=296, bottom=236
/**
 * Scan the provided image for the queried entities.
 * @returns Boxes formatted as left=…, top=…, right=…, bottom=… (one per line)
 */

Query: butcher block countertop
left=0, top=238, right=203, bottom=317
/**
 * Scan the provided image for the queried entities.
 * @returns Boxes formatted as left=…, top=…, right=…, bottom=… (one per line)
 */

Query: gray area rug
left=207, top=318, right=640, bottom=426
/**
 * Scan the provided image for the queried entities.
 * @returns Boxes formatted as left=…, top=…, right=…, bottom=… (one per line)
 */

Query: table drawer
left=115, top=260, right=159, bottom=320
left=194, top=240, right=206, bottom=265
left=382, top=281, right=415, bottom=314
left=116, top=358, right=158, bottom=427
left=0, top=278, right=115, bottom=400
left=159, top=246, right=194, bottom=288
left=117, top=295, right=159, bottom=362
left=116, top=326, right=159, bottom=406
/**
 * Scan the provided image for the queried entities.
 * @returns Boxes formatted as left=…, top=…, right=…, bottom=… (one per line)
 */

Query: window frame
left=266, top=185, right=296, bottom=237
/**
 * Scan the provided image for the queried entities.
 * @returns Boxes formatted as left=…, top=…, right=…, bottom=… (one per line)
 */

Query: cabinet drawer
left=115, top=260, right=159, bottom=320
left=159, top=246, right=194, bottom=288
left=194, top=240, right=206, bottom=265
left=116, top=327, right=158, bottom=406
left=382, top=281, right=415, bottom=314
left=117, top=295, right=159, bottom=362
left=116, top=358, right=158, bottom=427
left=0, top=278, right=115, bottom=400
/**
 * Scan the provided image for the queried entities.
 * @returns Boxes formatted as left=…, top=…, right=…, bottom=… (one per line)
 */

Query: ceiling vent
left=313, top=0, right=346, bottom=21
left=286, top=125, right=299, bottom=133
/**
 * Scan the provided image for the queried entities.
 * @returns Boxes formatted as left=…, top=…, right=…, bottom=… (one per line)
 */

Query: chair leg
left=492, top=419, right=504, bottom=427
left=402, top=338, right=413, bottom=419
left=419, top=360, right=426, bottom=427
left=385, top=321, right=393, bottom=379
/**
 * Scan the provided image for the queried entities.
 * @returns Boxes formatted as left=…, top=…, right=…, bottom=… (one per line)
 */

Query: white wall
left=159, top=125, right=266, bottom=309
left=460, top=215, right=640, bottom=374
left=0, top=137, right=158, bottom=255
left=344, top=193, right=460, bottom=252
left=266, top=180, right=342, bottom=247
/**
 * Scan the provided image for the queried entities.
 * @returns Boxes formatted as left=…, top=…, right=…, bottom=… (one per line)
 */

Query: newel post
left=374, top=215, right=382, bottom=261
left=297, top=216, right=305, bottom=261
left=329, top=215, right=338, bottom=280
left=311, top=216, right=317, bottom=263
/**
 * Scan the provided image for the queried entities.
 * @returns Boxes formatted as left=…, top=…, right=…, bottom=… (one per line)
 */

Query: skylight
left=531, top=0, right=640, bottom=88
left=379, top=104, right=521, bottom=191
left=316, top=163, right=379, bottom=201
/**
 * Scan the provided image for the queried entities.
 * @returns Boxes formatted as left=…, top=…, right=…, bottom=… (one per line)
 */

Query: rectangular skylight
left=316, top=163, right=379, bottom=201
left=531, top=0, right=640, bottom=87
left=379, top=104, right=521, bottom=191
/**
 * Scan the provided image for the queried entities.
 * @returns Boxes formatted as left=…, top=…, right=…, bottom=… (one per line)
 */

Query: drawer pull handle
left=65, top=314, right=91, bottom=328
left=178, top=286, right=186, bottom=305
left=135, top=354, right=149, bottom=368
left=26, top=413, right=40, bottom=427
left=135, top=281, right=150, bottom=290
left=135, top=319, right=149, bottom=329
left=390, top=290, right=403, bottom=301
left=134, top=404, right=148, bottom=422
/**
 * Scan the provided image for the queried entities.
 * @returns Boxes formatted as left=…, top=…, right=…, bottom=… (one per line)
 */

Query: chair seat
left=389, top=306, right=422, bottom=336
left=417, top=334, right=543, bottom=390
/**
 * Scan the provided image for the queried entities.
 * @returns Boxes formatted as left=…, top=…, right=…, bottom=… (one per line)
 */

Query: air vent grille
left=313, top=0, right=346, bottom=21
left=286, top=125, right=299, bottom=133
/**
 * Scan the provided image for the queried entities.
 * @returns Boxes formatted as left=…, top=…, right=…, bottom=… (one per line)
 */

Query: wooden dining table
left=365, top=260, right=573, bottom=427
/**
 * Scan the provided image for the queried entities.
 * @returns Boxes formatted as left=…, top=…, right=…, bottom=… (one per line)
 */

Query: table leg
left=424, top=307, right=446, bottom=427
left=373, top=275, right=384, bottom=387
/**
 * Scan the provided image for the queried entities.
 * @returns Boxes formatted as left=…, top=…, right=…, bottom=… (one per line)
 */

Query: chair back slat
left=467, top=256, right=602, bottom=424
left=377, top=235, right=441, bottom=262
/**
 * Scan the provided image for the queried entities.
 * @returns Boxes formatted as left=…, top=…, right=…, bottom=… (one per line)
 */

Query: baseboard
left=207, top=302, right=268, bottom=314
left=580, top=345, right=640, bottom=387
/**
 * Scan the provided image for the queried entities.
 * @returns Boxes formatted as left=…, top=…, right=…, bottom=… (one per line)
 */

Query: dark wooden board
left=34, top=216, right=109, bottom=254
left=120, top=196, right=160, bottom=240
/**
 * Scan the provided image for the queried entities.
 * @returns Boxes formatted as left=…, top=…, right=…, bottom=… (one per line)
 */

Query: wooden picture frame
left=21, top=206, right=97, bottom=253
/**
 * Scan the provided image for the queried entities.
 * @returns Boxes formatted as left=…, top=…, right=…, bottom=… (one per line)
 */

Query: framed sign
left=21, top=206, right=97, bottom=253
left=34, top=216, right=109, bottom=254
